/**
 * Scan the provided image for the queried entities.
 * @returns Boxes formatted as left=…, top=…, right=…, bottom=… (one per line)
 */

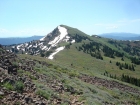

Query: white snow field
left=71, top=39, right=75, bottom=43
left=48, top=46, right=65, bottom=59
left=40, top=36, right=46, bottom=41
left=48, top=26, right=68, bottom=46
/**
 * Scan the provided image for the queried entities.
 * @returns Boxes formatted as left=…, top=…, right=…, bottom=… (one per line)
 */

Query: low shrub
left=3, top=82, right=14, bottom=91
left=36, top=89, right=51, bottom=100
left=15, top=81, right=24, bottom=93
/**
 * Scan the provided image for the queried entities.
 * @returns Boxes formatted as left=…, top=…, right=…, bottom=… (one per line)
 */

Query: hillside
left=2, top=25, right=140, bottom=104
left=0, top=35, right=43, bottom=45
left=0, top=44, right=140, bottom=104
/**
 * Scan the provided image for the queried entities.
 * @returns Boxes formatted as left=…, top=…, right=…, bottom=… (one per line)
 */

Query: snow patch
left=48, top=46, right=65, bottom=60
left=33, top=45, right=38, bottom=48
left=48, top=26, right=68, bottom=47
left=39, top=42, right=43, bottom=45
left=66, top=36, right=70, bottom=39
left=28, top=45, right=32, bottom=48
left=40, top=36, right=46, bottom=41
left=17, top=44, right=23, bottom=50
left=71, top=39, right=75, bottom=43
left=42, top=46, right=48, bottom=50
left=63, top=35, right=70, bottom=42
left=25, top=43, right=28, bottom=47
left=22, top=48, right=25, bottom=51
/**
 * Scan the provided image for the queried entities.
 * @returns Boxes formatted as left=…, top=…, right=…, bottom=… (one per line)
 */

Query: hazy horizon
left=0, top=35, right=44, bottom=38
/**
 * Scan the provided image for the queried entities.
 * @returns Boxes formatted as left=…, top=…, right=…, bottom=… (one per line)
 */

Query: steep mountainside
left=0, top=35, right=43, bottom=45
left=3, top=25, right=140, bottom=104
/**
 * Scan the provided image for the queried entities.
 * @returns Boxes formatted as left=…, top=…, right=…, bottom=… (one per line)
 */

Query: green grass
left=36, top=89, right=51, bottom=100
left=15, top=81, right=24, bottom=93
left=3, top=82, right=14, bottom=91
left=3, top=80, right=24, bottom=93
left=60, top=25, right=89, bottom=38
left=17, top=40, right=140, bottom=104
left=0, top=95, right=4, bottom=99
left=54, top=42, right=140, bottom=79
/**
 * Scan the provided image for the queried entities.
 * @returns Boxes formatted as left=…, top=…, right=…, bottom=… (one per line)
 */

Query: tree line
left=77, top=42, right=103, bottom=60
left=116, top=61, right=135, bottom=71
left=121, top=74, right=140, bottom=87
left=104, top=71, right=140, bottom=87
left=130, top=57, right=140, bottom=65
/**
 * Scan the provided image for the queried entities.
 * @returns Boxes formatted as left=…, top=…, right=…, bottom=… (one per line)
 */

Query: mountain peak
left=48, top=25, right=68, bottom=46
left=7, top=25, right=91, bottom=59
left=40, top=25, right=67, bottom=41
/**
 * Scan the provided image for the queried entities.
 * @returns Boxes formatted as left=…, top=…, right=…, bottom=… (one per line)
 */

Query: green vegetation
left=3, top=80, right=24, bottom=93
left=3, top=82, right=14, bottom=91
left=121, top=74, right=140, bottom=87
left=60, top=25, right=89, bottom=38
left=15, top=81, right=24, bottom=93
left=0, top=95, right=3, bottom=99
left=19, top=51, right=140, bottom=104
left=5, top=25, right=140, bottom=104
left=116, top=61, right=135, bottom=71
left=36, top=89, right=51, bottom=100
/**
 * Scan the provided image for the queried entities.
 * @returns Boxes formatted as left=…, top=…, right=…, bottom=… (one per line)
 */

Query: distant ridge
left=0, top=35, right=44, bottom=45
left=100, top=33, right=140, bottom=40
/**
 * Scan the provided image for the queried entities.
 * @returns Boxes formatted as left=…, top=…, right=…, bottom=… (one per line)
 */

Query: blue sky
left=0, top=0, right=140, bottom=37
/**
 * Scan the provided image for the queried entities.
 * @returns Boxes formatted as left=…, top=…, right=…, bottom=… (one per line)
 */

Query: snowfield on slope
left=48, top=46, right=65, bottom=59
left=48, top=26, right=68, bottom=47
left=71, top=39, right=75, bottom=43
left=40, top=36, right=46, bottom=41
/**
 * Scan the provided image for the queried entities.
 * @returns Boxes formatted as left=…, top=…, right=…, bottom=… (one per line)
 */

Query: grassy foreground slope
left=17, top=47, right=140, bottom=104
left=19, top=54, right=140, bottom=105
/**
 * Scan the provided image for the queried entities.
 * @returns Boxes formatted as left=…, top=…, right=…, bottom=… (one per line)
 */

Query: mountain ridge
left=0, top=35, right=44, bottom=45
left=100, top=32, right=140, bottom=40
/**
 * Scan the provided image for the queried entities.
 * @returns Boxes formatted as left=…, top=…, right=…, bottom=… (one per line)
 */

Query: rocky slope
left=0, top=45, right=85, bottom=105
left=0, top=45, right=47, bottom=104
